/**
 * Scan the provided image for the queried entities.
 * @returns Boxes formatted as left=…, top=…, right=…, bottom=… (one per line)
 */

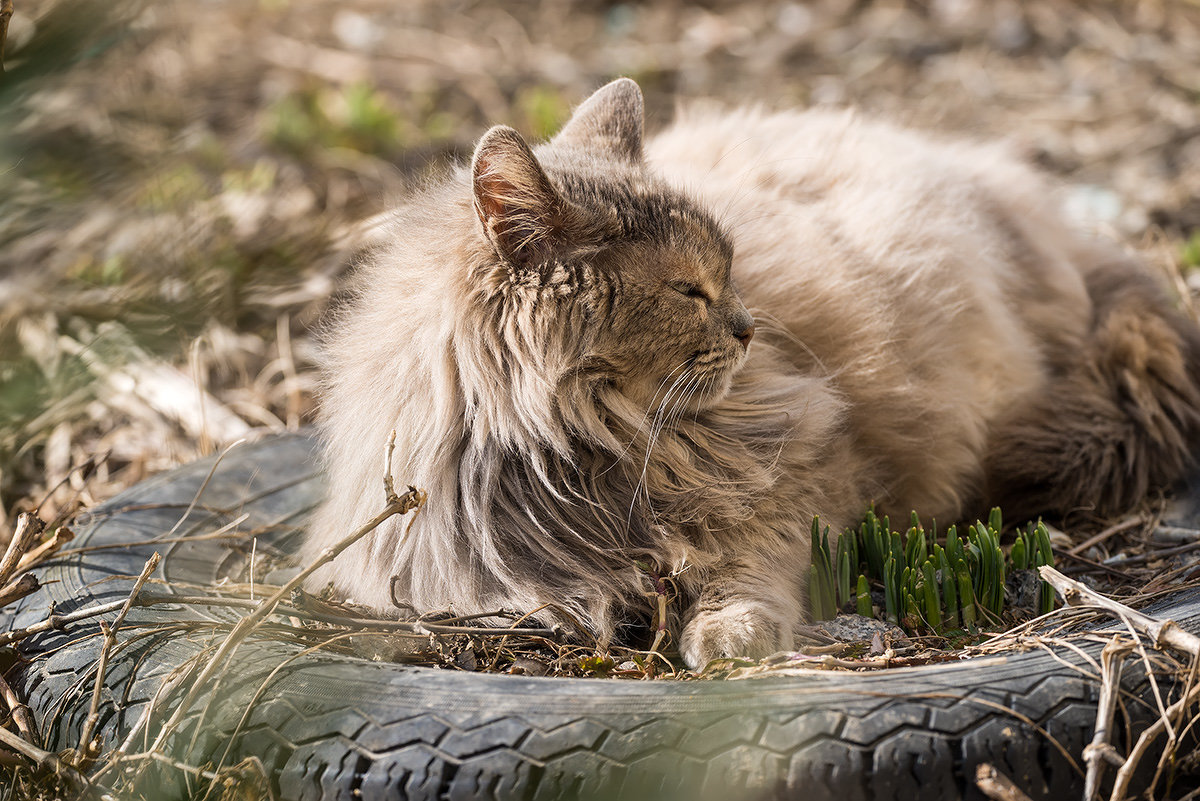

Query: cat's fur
left=302, top=79, right=1200, bottom=668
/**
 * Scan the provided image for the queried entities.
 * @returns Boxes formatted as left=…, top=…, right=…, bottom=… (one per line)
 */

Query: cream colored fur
left=649, top=105, right=1092, bottom=519
left=302, top=80, right=1200, bottom=668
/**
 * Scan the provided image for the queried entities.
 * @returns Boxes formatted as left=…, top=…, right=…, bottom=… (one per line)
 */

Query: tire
left=4, top=432, right=1199, bottom=801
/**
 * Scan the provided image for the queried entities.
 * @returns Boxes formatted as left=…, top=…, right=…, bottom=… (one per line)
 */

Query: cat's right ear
left=472, top=125, right=567, bottom=266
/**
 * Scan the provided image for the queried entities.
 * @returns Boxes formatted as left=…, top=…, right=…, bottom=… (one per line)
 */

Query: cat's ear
left=472, top=125, right=568, bottom=265
left=553, top=77, right=644, bottom=163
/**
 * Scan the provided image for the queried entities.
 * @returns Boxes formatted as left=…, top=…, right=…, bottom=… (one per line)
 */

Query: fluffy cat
left=302, top=78, right=1200, bottom=668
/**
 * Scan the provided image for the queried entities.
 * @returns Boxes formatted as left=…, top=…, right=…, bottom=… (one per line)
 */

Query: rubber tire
left=4, top=432, right=1199, bottom=801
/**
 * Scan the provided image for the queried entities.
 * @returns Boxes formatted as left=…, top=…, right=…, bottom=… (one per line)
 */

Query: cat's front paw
left=679, top=601, right=792, bottom=670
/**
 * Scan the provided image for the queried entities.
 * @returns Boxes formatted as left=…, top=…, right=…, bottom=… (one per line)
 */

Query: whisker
left=637, top=372, right=705, bottom=528
left=598, top=359, right=693, bottom=476
left=693, top=374, right=717, bottom=426
left=627, top=367, right=696, bottom=525
left=751, top=309, right=831, bottom=374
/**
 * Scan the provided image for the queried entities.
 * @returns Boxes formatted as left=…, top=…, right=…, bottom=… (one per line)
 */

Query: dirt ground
left=2, top=0, right=1200, bottom=541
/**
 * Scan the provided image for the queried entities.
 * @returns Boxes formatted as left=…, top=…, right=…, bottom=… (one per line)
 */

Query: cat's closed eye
left=671, top=282, right=710, bottom=303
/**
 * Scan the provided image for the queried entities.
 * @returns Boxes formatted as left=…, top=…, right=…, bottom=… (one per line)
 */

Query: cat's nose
left=733, top=311, right=755, bottom=348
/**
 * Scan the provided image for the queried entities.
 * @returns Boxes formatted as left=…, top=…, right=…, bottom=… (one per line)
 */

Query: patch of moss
left=515, top=85, right=570, bottom=140
left=1182, top=230, right=1200, bottom=271
left=134, top=163, right=211, bottom=211
left=262, top=81, right=404, bottom=157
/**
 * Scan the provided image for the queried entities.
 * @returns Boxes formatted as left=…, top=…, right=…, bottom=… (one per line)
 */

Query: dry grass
left=3, top=494, right=1199, bottom=799
left=3, top=0, right=1200, bottom=542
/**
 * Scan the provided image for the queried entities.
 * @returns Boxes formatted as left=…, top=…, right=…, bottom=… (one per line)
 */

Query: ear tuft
left=471, top=125, right=564, bottom=265
left=553, top=78, right=644, bottom=162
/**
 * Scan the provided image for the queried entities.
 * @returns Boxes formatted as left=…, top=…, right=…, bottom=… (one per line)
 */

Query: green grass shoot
left=809, top=507, right=1056, bottom=636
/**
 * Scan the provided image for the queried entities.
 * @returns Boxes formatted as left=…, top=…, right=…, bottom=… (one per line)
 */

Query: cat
left=301, top=78, right=1200, bottom=669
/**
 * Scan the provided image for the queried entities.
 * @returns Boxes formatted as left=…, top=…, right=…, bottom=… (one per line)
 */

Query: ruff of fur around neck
left=305, top=162, right=806, bottom=637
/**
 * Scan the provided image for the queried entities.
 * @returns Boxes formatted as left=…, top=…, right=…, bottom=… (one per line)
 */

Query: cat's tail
left=983, top=256, right=1200, bottom=521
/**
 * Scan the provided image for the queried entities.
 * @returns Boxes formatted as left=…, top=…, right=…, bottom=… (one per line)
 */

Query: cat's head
left=466, top=79, right=754, bottom=426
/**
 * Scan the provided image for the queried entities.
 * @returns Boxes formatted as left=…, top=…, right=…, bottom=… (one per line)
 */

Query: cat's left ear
left=553, top=77, right=644, bottom=163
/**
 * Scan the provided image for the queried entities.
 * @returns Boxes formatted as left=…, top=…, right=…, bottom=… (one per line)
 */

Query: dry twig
left=1083, top=638, right=1135, bottom=801
left=1110, top=679, right=1200, bottom=801
left=975, top=763, right=1035, bottom=801
left=143, top=431, right=423, bottom=756
left=77, top=553, right=160, bottom=764
left=0, top=0, right=12, bottom=75
left=0, top=725, right=98, bottom=797
left=0, top=597, right=127, bottom=648
left=1148, top=656, right=1200, bottom=797
left=1115, top=539, right=1200, bottom=567
left=105, top=655, right=204, bottom=771
left=1039, top=567, right=1200, bottom=801
left=54, top=512, right=250, bottom=559
left=1067, top=516, right=1147, bottom=557
left=0, top=513, right=44, bottom=587
left=15, top=525, right=74, bottom=572
left=1039, top=567, right=1200, bottom=658
left=0, top=572, right=38, bottom=607
left=0, top=671, right=38, bottom=746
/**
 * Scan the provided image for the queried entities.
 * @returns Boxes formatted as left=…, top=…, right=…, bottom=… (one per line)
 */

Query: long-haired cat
left=302, top=79, right=1200, bottom=668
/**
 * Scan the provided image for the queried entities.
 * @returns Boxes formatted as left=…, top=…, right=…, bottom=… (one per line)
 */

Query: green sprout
left=1182, top=231, right=1200, bottom=271
left=809, top=507, right=1056, bottom=636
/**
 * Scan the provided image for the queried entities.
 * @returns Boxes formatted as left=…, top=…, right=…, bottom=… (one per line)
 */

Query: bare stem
left=145, top=432, right=423, bottom=755
left=975, top=763, right=1034, bottom=801
left=0, top=724, right=58, bottom=771
left=78, top=553, right=160, bottom=760
left=0, top=671, right=39, bottom=745
left=1038, top=566, right=1200, bottom=658
left=106, top=662, right=194, bottom=769
left=0, top=0, right=12, bottom=75
left=1083, top=638, right=1134, bottom=801
left=0, top=512, right=44, bottom=587
left=1109, top=680, right=1200, bottom=801
left=0, top=598, right=127, bottom=648
left=0, top=725, right=99, bottom=797
left=1039, top=567, right=1200, bottom=801
left=1066, top=516, right=1146, bottom=557
left=0, top=573, right=39, bottom=607
left=16, top=525, right=75, bottom=573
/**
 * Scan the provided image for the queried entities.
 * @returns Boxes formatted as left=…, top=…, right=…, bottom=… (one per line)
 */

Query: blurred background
left=2, top=0, right=1200, bottom=544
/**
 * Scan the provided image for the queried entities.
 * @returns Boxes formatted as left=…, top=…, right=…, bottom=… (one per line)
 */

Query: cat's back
left=647, top=106, right=953, bottom=197
left=648, top=106, right=1092, bottom=518
left=645, top=105, right=1076, bottom=280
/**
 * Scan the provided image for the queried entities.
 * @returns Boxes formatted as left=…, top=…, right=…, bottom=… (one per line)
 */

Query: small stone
left=1063, top=185, right=1123, bottom=230
left=1005, top=569, right=1042, bottom=616
left=817, top=614, right=908, bottom=645
left=511, top=657, right=548, bottom=677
